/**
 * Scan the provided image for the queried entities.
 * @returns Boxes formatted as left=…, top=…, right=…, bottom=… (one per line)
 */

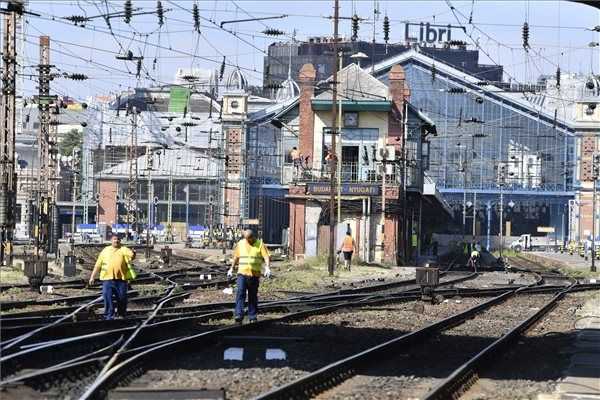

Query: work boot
left=234, top=317, right=243, bottom=325
left=249, top=318, right=258, bottom=324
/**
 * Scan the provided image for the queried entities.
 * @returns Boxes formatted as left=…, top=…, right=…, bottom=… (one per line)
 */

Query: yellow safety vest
left=98, top=247, right=137, bottom=281
left=237, top=239, right=266, bottom=277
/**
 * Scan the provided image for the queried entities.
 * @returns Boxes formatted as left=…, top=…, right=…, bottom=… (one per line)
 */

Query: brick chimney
left=298, top=63, right=316, bottom=166
left=388, top=64, right=410, bottom=145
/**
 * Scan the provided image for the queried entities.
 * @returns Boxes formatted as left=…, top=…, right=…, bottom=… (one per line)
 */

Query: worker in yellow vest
left=338, top=231, right=357, bottom=271
left=89, top=234, right=136, bottom=320
left=227, top=229, right=271, bottom=324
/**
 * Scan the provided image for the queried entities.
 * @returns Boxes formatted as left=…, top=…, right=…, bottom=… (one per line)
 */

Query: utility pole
left=36, top=35, right=53, bottom=256
left=0, top=3, right=20, bottom=265
left=167, top=167, right=173, bottom=241
left=472, top=192, right=477, bottom=239
left=145, top=147, right=153, bottom=258
left=327, top=0, right=339, bottom=277
left=592, top=153, right=599, bottom=272
left=70, top=148, right=79, bottom=236
left=498, top=162, right=506, bottom=259
left=125, top=106, right=138, bottom=241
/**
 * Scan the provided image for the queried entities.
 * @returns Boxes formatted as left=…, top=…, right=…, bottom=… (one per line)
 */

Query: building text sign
left=405, top=23, right=464, bottom=44
left=307, top=183, right=380, bottom=196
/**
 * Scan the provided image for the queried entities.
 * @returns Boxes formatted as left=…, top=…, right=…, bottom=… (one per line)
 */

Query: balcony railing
left=292, top=162, right=405, bottom=185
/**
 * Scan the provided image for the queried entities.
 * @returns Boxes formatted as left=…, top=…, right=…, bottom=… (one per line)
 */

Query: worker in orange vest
left=338, top=231, right=357, bottom=271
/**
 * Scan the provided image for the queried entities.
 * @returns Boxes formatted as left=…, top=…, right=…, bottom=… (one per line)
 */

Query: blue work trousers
left=235, top=274, right=260, bottom=321
left=102, top=279, right=128, bottom=320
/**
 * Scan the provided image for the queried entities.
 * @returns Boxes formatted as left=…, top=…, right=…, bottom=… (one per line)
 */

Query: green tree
left=59, top=129, right=83, bottom=156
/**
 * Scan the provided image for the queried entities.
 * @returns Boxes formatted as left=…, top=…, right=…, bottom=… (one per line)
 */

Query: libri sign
left=405, top=22, right=463, bottom=44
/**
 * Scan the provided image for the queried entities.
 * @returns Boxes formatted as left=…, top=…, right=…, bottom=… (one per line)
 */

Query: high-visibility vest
left=98, top=247, right=137, bottom=281
left=341, top=236, right=354, bottom=252
left=237, top=239, right=265, bottom=276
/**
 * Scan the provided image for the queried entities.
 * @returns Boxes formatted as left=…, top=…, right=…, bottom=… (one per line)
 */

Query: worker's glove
left=227, top=268, right=233, bottom=279
left=263, top=266, right=272, bottom=279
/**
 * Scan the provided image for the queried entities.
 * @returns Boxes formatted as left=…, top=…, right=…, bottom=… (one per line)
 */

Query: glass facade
left=383, top=64, right=574, bottom=192
left=377, top=61, right=575, bottom=237
left=115, top=180, right=218, bottom=226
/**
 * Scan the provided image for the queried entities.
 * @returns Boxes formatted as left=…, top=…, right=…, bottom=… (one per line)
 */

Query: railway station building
left=256, top=62, right=450, bottom=264
left=370, top=49, right=586, bottom=244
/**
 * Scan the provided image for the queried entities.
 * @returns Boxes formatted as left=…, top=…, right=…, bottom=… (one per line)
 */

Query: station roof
left=97, top=146, right=219, bottom=180
left=370, top=49, right=595, bottom=134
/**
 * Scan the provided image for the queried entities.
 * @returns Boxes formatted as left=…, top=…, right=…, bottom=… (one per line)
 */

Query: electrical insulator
left=448, top=87, right=466, bottom=94
left=124, top=0, right=132, bottom=24
left=383, top=15, right=390, bottom=43
left=556, top=66, right=561, bottom=89
left=262, top=28, right=285, bottom=36
left=522, top=22, right=529, bottom=50
left=594, top=154, right=600, bottom=179
left=219, top=56, right=226, bottom=81
left=351, top=14, right=359, bottom=42
left=136, top=59, right=142, bottom=78
left=157, top=0, right=164, bottom=27
left=431, top=63, right=436, bottom=83
left=193, top=3, right=200, bottom=33
left=69, top=73, right=88, bottom=81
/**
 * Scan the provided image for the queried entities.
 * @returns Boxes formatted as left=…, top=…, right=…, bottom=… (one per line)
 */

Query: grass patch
left=491, top=249, right=520, bottom=258
left=0, top=267, right=28, bottom=285
left=259, top=256, right=398, bottom=295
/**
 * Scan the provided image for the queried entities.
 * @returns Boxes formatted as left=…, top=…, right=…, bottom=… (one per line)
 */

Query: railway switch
left=161, top=246, right=172, bottom=266
left=23, top=256, right=48, bottom=291
left=416, top=266, right=440, bottom=303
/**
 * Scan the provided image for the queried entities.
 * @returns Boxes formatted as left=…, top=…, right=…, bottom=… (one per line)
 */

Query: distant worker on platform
left=227, top=229, right=271, bottom=324
left=89, top=234, right=137, bottom=320
left=338, top=230, right=357, bottom=271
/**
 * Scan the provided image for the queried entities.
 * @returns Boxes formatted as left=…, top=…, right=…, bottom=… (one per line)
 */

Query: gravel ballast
left=125, top=297, right=487, bottom=400
left=314, top=292, right=558, bottom=400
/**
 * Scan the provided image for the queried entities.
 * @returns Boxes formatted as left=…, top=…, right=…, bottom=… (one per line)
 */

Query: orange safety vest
left=341, top=236, right=354, bottom=252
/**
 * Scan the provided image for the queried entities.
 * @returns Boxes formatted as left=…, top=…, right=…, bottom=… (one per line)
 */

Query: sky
left=13, top=0, right=600, bottom=102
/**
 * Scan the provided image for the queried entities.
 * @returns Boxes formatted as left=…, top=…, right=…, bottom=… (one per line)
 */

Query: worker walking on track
left=468, top=247, right=480, bottom=272
left=89, top=234, right=137, bottom=320
left=338, top=230, right=357, bottom=271
left=228, top=229, right=271, bottom=324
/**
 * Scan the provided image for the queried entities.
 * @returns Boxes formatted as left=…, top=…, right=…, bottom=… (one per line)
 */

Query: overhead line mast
left=328, top=0, right=339, bottom=277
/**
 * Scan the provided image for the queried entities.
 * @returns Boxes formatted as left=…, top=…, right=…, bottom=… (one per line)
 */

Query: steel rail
left=252, top=275, right=547, bottom=400
left=72, top=273, right=484, bottom=399
left=422, top=282, right=578, bottom=400
left=5, top=273, right=579, bottom=396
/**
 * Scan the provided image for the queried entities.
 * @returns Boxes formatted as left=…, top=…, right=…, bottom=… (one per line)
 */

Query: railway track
left=0, top=272, right=479, bottom=396
left=1, top=257, right=597, bottom=400
left=254, top=285, right=576, bottom=400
